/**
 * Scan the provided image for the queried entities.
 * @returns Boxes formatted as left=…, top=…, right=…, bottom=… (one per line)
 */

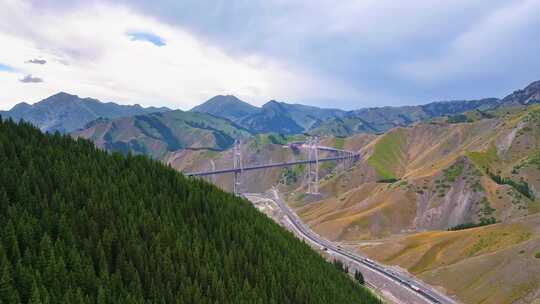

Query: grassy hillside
left=359, top=215, right=540, bottom=304
left=0, top=118, right=380, bottom=304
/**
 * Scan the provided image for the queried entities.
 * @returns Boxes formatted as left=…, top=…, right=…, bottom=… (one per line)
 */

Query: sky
left=0, top=0, right=539, bottom=111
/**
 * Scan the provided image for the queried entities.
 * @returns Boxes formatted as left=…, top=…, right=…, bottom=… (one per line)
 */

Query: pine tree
left=0, top=246, right=20, bottom=303
left=355, top=270, right=365, bottom=285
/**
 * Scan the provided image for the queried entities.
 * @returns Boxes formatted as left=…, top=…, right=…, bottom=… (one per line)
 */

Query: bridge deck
left=184, top=154, right=359, bottom=177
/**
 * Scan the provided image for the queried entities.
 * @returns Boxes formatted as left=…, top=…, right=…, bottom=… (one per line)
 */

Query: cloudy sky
left=0, top=0, right=539, bottom=110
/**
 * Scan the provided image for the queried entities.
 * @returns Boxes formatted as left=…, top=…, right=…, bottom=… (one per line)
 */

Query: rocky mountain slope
left=72, top=110, right=252, bottom=159
left=295, top=105, right=540, bottom=237
left=287, top=104, right=540, bottom=304
left=0, top=92, right=170, bottom=133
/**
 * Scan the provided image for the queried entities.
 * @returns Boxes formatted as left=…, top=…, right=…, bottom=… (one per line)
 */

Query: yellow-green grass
left=355, top=215, right=540, bottom=304
left=367, top=129, right=406, bottom=180
left=360, top=222, right=533, bottom=275
left=334, top=137, right=345, bottom=150
left=467, top=144, right=499, bottom=171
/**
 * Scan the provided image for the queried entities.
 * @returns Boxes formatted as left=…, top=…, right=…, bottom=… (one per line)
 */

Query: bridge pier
left=307, top=137, right=320, bottom=195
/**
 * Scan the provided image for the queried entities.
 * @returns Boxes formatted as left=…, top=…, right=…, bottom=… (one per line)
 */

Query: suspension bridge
left=184, top=137, right=360, bottom=194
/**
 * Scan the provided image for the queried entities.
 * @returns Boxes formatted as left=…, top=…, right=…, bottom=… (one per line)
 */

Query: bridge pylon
left=210, top=160, right=216, bottom=184
left=307, top=137, right=320, bottom=195
left=233, top=139, right=243, bottom=194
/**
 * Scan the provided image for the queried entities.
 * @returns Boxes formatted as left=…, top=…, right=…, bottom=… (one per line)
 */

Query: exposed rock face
left=414, top=158, right=483, bottom=230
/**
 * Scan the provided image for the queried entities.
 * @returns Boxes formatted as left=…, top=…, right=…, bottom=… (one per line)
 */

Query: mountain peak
left=49, top=91, right=78, bottom=99
left=10, top=102, right=32, bottom=110
left=38, top=92, right=80, bottom=106
left=191, top=95, right=259, bottom=121
left=200, top=95, right=248, bottom=106
left=262, top=100, right=281, bottom=106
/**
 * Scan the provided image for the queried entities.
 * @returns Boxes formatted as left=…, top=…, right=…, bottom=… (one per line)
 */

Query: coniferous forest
left=0, top=118, right=381, bottom=303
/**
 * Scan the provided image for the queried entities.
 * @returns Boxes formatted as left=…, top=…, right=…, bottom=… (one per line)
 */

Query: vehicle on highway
left=410, top=285, right=420, bottom=291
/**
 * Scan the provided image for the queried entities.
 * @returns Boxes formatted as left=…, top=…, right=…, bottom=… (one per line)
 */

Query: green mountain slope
left=0, top=118, right=380, bottom=304
left=72, top=110, right=252, bottom=158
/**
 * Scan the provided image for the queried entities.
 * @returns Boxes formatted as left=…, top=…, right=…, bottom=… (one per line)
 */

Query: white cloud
left=0, top=1, right=360, bottom=110
left=2, top=0, right=538, bottom=110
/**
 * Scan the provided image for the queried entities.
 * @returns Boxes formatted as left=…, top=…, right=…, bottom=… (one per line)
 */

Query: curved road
left=262, top=188, right=458, bottom=304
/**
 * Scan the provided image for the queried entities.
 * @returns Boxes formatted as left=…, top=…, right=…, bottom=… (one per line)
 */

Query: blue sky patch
left=127, top=31, right=166, bottom=47
left=0, top=63, right=16, bottom=72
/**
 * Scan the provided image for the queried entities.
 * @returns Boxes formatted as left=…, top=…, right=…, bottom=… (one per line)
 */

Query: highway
left=265, top=188, right=457, bottom=304
left=184, top=154, right=358, bottom=177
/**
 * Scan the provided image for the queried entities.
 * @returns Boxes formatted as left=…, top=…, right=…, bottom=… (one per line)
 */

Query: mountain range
left=2, top=80, right=540, bottom=157
left=73, top=82, right=540, bottom=159
left=191, top=80, right=539, bottom=137
left=0, top=92, right=170, bottom=133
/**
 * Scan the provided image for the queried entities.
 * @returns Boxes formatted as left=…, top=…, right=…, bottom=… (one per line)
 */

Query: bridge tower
left=210, top=160, right=216, bottom=184
left=307, top=137, right=320, bottom=194
left=233, top=139, right=243, bottom=194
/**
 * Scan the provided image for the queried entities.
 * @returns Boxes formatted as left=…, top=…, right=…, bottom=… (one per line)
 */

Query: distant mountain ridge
left=0, top=92, right=170, bottom=133
left=190, top=80, right=540, bottom=137
left=191, top=95, right=502, bottom=136
left=310, top=98, right=500, bottom=137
